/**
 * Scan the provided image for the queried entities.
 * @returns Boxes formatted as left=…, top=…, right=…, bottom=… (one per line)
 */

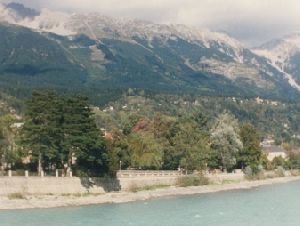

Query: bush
left=127, top=183, right=170, bottom=193
left=8, top=193, right=26, bottom=200
left=176, top=175, right=209, bottom=187
left=272, top=156, right=286, bottom=169
left=244, top=166, right=265, bottom=180
left=275, top=166, right=285, bottom=177
left=291, top=169, right=300, bottom=176
left=128, top=183, right=139, bottom=193
left=244, top=166, right=253, bottom=180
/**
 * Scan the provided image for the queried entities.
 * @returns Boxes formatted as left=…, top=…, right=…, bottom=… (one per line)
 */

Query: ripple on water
left=1, top=180, right=300, bottom=226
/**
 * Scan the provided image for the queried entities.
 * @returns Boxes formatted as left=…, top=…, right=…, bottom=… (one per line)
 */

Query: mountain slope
left=0, top=3, right=300, bottom=102
left=254, top=34, right=300, bottom=89
left=0, top=24, right=88, bottom=93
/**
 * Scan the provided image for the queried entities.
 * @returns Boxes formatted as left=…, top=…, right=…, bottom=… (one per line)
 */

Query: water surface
left=1, top=180, right=300, bottom=226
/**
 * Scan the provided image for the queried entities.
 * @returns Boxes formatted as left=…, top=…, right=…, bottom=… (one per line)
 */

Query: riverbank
left=1, top=176, right=300, bottom=210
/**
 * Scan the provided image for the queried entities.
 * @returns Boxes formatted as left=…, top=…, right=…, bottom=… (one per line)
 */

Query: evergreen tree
left=106, top=128, right=130, bottom=175
left=21, top=91, right=108, bottom=176
left=61, top=95, right=108, bottom=176
left=238, top=123, right=262, bottom=172
left=21, top=91, right=60, bottom=174
left=0, top=114, right=17, bottom=170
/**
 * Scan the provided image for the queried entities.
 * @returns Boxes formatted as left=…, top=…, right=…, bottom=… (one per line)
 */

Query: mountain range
left=0, top=2, right=300, bottom=102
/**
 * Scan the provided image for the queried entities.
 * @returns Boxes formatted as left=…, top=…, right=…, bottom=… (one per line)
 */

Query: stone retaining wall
left=0, top=177, right=120, bottom=195
left=0, top=171, right=245, bottom=195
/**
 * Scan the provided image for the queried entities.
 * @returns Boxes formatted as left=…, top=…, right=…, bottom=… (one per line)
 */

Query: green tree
left=106, top=128, right=130, bottom=175
left=286, top=151, right=300, bottom=169
left=169, top=117, right=211, bottom=172
left=21, top=91, right=60, bottom=174
left=121, top=114, right=141, bottom=135
left=127, top=132, right=163, bottom=169
left=21, top=91, right=109, bottom=176
left=61, top=95, right=108, bottom=176
left=0, top=114, right=18, bottom=170
left=272, top=156, right=286, bottom=169
left=210, top=112, right=243, bottom=171
left=238, top=123, right=262, bottom=172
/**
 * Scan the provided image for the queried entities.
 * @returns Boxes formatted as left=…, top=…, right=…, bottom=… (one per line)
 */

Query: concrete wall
left=0, top=176, right=180, bottom=195
left=117, top=170, right=182, bottom=178
left=0, top=177, right=120, bottom=195
left=0, top=171, right=245, bottom=195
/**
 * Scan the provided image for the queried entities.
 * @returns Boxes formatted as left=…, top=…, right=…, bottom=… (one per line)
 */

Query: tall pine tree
left=21, top=91, right=60, bottom=174
left=21, top=91, right=108, bottom=176
left=62, top=95, right=108, bottom=176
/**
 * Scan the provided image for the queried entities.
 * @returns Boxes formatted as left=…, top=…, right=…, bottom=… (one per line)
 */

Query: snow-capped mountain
left=255, top=34, right=300, bottom=67
left=0, top=2, right=300, bottom=100
left=0, top=2, right=243, bottom=57
left=254, top=34, right=300, bottom=90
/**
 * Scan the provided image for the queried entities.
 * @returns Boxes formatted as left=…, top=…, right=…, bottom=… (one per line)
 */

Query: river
left=1, top=180, right=300, bottom=226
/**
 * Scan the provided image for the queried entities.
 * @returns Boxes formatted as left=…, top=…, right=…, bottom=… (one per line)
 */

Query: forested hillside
left=1, top=90, right=300, bottom=177
left=0, top=21, right=299, bottom=103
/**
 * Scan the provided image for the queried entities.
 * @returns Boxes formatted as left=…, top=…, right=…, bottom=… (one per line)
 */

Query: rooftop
left=262, top=146, right=285, bottom=153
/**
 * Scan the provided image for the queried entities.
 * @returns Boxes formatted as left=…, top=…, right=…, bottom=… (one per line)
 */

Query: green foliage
left=1, top=23, right=300, bottom=107
left=128, top=183, right=169, bottom=193
left=61, top=95, right=108, bottom=176
left=244, top=165, right=265, bottom=180
left=210, top=112, right=243, bottom=171
left=272, top=156, right=286, bottom=169
left=21, top=91, right=108, bottom=176
left=122, top=114, right=141, bottom=135
left=6, top=89, right=300, bottom=175
left=275, top=166, right=285, bottom=177
left=238, top=123, right=262, bottom=173
left=127, top=132, right=163, bottom=170
left=7, top=193, right=26, bottom=200
left=0, top=114, right=19, bottom=168
left=21, top=91, right=61, bottom=171
left=176, top=175, right=210, bottom=187
left=170, top=117, right=211, bottom=171
left=287, top=151, right=300, bottom=169
left=106, top=129, right=130, bottom=175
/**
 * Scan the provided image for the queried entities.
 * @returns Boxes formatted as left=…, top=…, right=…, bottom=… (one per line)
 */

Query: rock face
left=0, top=3, right=300, bottom=100
left=254, top=34, right=300, bottom=88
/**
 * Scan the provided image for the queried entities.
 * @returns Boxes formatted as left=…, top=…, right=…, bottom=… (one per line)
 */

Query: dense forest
left=1, top=89, right=300, bottom=177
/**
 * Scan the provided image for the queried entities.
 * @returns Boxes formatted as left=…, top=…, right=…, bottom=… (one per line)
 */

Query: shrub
left=127, top=183, right=170, bottom=193
left=8, top=193, right=26, bottom=200
left=176, top=175, right=209, bottom=187
left=291, top=169, right=300, bottom=176
left=272, top=156, right=286, bottom=169
left=128, top=183, right=139, bottom=193
left=244, top=166, right=253, bottom=180
left=275, top=166, right=285, bottom=177
left=244, top=166, right=265, bottom=180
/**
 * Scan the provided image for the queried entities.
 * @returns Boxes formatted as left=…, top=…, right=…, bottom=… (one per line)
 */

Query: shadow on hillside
left=80, top=177, right=121, bottom=193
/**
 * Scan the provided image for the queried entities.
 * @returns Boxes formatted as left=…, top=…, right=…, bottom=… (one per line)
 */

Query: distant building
left=10, top=122, right=24, bottom=129
left=262, top=146, right=286, bottom=161
left=260, top=136, right=287, bottom=161
left=260, top=137, right=286, bottom=161
left=260, top=137, right=275, bottom=147
left=255, top=97, right=264, bottom=104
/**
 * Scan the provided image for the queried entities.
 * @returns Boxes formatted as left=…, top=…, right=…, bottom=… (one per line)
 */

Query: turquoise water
left=1, top=180, right=300, bottom=226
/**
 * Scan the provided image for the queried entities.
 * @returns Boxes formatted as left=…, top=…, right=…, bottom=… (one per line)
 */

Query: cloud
left=1, top=0, right=300, bottom=46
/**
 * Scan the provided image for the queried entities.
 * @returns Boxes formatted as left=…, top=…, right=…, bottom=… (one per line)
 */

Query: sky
left=1, top=0, right=300, bottom=46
